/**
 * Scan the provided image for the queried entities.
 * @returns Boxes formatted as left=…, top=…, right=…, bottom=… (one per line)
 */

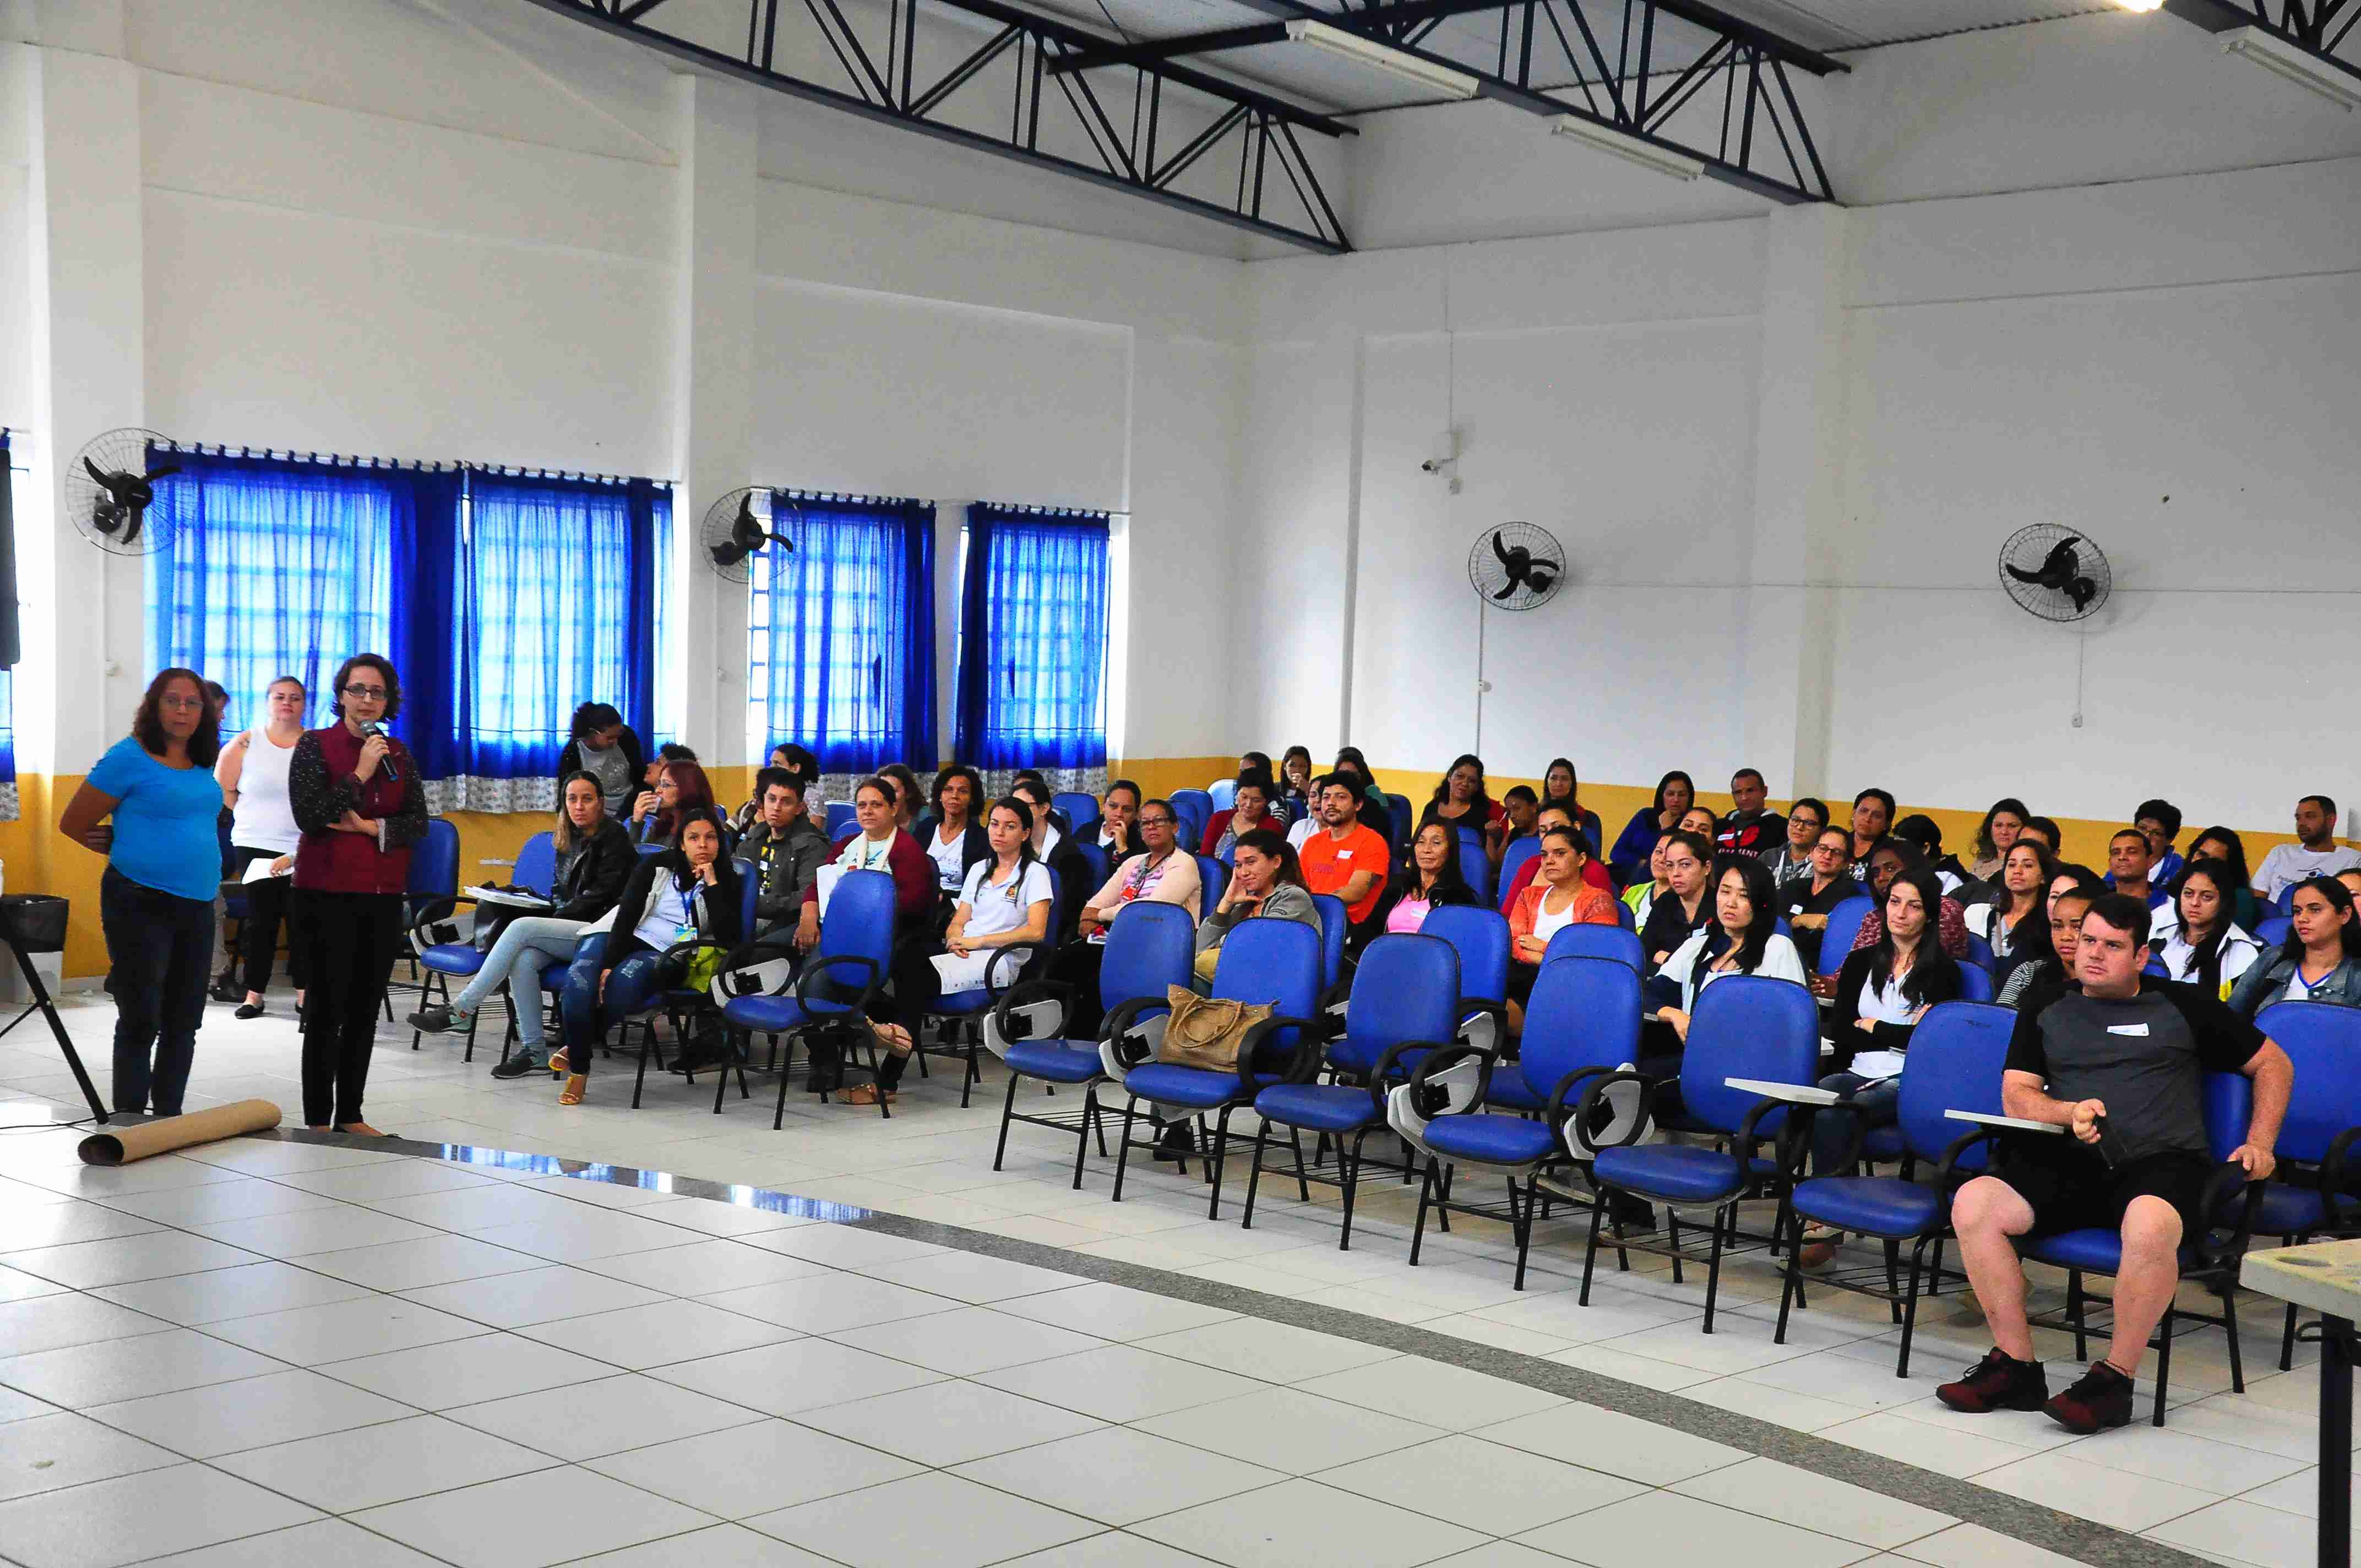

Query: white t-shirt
left=1964, top=901, right=2033, bottom=960
left=1657, top=928, right=1810, bottom=1012
left=632, top=877, right=696, bottom=951
left=1528, top=885, right=1587, bottom=945
left=230, top=729, right=302, bottom=854
left=2255, top=842, right=2361, bottom=901
left=928, top=823, right=969, bottom=891
left=1286, top=817, right=1316, bottom=851
left=958, top=858, right=1054, bottom=940
left=1857, top=967, right=1918, bottom=1027
left=2153, top=922, right=2261, bottom=999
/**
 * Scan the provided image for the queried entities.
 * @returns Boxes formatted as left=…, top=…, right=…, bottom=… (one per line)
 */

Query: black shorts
left=1988, top=1140, right=2216, bottom=1244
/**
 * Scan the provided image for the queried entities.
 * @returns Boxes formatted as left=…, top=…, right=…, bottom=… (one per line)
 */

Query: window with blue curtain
left=748, top=493, right=935, bottom=777
left=954, top=504, right=1109, bottom=772
left=144, top=449, right=399, bottom=737
left=437, top=471, right=666, bottom=813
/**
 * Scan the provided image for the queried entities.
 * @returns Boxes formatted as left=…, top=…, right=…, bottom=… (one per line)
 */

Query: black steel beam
left=1340, top=0, right=1845, bottom=74
left=512, top=0, right=1352, bottom=251
left=2161, top=0, right=2361, bottom=77
left=1047, top=21, right=1291, bottom=74
left=1224, top=0, right=1835, bottom=202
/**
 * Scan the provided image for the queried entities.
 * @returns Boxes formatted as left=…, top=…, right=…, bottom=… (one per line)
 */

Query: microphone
left=364, top=722, right=400, bottom=783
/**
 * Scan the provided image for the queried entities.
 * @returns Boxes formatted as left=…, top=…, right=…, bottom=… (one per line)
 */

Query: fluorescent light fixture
left=2217, top=26, right=2361, bottom=111
left=1548, top=115, right=1706, bottom=180
left=1282, top=19, right=1482, bottom=100
left=2108, top=0, right=2164, bottom=13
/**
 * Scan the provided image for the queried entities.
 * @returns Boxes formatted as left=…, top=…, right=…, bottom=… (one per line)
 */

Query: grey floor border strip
left=285, top=1129, right=2219, bottom=1568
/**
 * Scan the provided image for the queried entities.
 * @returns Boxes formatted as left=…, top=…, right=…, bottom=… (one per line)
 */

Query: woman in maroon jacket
left=795, top=775, right=933, bottom=1096
left=287, top=654, right=428, bottom=1135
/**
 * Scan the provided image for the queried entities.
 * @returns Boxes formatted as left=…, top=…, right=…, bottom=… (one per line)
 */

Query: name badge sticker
left=1335, top=850, right=1353, bottom=861
left=2107, top=1023, right=2151, bottom=1037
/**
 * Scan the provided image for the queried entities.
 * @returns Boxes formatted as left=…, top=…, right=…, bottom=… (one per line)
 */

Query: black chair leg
left=1410, top=1157, right=1439, bottom=1266
left=1339, top=1131, right=1367, bottom=1251
left=2283, top=1300, right=2301, bottom=1373
left=1774, top=1205, right=1802, bottom=1345
left=1701, top=1201, right=1729, bottom=1333
left=2222, top=1284, right=2246, bottom=1394
left=1511, top=1175, right=1536, bottom=1292
left=1206, top=1107, right=1236, bottom=1221
left=1242, top=1120, right=1271, bottom=1229
left=1074, top=1087, right=1100, bottom=1189
left=1579, top=1188, right=1606, bottom=1304
left=1288, top=1127, right=1312, bottom=1203
left=630, top=1020, right=655, bottom=1109
left=1666, top=1210, right=1684, bottom=1284
left=771, top=1031, right=798, bottom=1131
left=1898, top=1240, right=1928, bottom=1378
left=994, top=1073, right=1021, bottom=1172
left=1112, top=1096, right=1141, bottom=1202
left=2153, top=1303, right=2175, bottom=1427
left=1884, top=1239, right=1902, bottom=1322
left=2068, top=1271, right=2088, bottom=1360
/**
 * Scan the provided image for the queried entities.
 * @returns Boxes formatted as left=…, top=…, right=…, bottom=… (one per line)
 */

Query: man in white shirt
left=2253, top=794, right=2361, bottom=902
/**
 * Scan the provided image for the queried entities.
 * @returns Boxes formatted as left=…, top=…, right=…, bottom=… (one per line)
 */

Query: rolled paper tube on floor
left=77, top=1099, right=282, bottom=1166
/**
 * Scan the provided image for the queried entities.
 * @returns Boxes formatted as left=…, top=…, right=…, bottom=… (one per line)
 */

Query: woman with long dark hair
left=1506, top=826, right=1619, bottom=1025
left=1539, top=756, right=1606, bottom=861
left=1967, top=797, right=2031, bottom=884
left=1195, top=828, right=1323, bottom=987
left=1639, top=829, right=1716, bottom=972
left=634, top=759, right=722, bottom=846
left=216, top=675, right=308, bottom=1019
left=916, top=764, right=989, bottom=894
left=1277, top=746, right=1314, bottom=822
left=1420, top=753, right=1505, bottom=862
left=553, top=808, right=745, bottom=1102
left=1760, top=797, right=1826, bottom=888
left=1204, top=770, right=1282, bottom=861
left=60, top=669, right=227, bottom=1118
left=1609, top=770, right=1695, bottom=888
left=2188, top=825, right=2267, bottom=934
left=2148, top=858, right=2263, bottom=1001
left=2230, top=874, right=2361, bottom=1014
left=878, top=764, right=924, bottom=831
left=1649, top=854, right=1810, bottom=1042
left=285, top=654, right=429, bottom=1134
left=1966, top=838, right=2058, bottom=973
left=556, top=701, right=645, bottom=822
left=1388, top=819, right=1481, bottom=934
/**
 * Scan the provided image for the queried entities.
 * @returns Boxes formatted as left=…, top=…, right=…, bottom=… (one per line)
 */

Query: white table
left=2243, top=1238, right=2361, bottom=1568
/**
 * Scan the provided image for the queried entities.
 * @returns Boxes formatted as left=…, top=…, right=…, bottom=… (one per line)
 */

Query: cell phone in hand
left=2091, top=1113, right=2129, bottom=1168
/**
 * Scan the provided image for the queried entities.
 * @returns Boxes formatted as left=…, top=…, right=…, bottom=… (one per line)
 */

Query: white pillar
left=1738, top=203, right=1848, bottom=801
left=23, top=1, right=143, bottom=777
left=666, top=73, right=757, bottom=766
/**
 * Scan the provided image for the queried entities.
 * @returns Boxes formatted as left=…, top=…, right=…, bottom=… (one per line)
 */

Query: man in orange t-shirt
left=1299, top=776, right=1390, bottom=927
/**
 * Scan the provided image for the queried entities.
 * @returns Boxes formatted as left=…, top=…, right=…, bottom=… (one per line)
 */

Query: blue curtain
left=955, top=504, right=1108, bottom=771
left=443, top=471, right=663, bottom=785
left=750, top=494, right=935, bottom=775
left=144, top=449, right=401, bottom=738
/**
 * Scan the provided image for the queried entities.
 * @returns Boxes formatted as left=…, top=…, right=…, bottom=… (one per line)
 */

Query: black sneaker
left=1936, top=1348, right=2050, bottom=1413
left=1152, top=1121, right=1197, bottom=1162
left=209, top=973, right=243, bottom=1004
left=233, top=1001, right=265, bottom=1020
left=2043, top=1360, right=2135, bottom=1434
left=408, top=1005, right=467, bottom=1035
left=489, top=1054, right=545, bottom=1080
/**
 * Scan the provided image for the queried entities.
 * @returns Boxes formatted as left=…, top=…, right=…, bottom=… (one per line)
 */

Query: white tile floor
left=0, top=987, right=2342, bottom=1566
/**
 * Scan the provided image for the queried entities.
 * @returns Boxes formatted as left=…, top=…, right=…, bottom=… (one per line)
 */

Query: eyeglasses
left=159, top=694, right=205, bottom=712
left=342, top=684, right=388, bottom=700
left=1138, top=815, right=1175, bottom=827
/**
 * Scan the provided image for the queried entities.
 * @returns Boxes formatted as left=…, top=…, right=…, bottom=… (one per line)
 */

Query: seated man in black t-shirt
left=1938, top=894, right=2291, bottom=1433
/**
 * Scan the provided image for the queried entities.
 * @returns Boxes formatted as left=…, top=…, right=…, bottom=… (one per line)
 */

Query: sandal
left=546, top=1050, right=570, bottom=1075
left=841, top=1084, right=897, bottom=1106
left=558, top=1074, right=587, bottom=1106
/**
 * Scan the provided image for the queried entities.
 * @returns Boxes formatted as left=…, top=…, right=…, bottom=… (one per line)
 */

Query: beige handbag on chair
left=1151, top=985, right=1273, bottom=1072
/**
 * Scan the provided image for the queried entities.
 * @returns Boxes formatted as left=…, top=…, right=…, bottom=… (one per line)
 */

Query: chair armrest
left=2321, top=1126, right=2361, bottom=1232
left=1371, top=1039, right=1481, bottom=1117
left=1934, top=1125, right=2008, bottom=1190
left=1734, top=1094, right=1815, bottom=1177
left=1573, top=1070, right=1659, bottom=1155
left=989, top=979, right=1072, bottom=1048
left=792, top=952, right=881, bottom=1016
left=407, top=908, right=467, bottom=954
left=715, top=940, right=799, bottom=999
left=1101, top=995, right=1177, bottom=1075
left=1945, top=1109, right=2064, bottom=1135
left=1236, top=1015, right=1325, bottom=1093
left=982, top=943, right=1035, bottom=998
left=1318, top=978, right=1353, bottom=1037
left=2190, top=1162, right=2267, bottom=1271
left=1727, top=1077, right=1841, bottom=1106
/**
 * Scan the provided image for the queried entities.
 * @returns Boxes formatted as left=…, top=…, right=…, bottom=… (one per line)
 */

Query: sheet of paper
left=241, top=856, right=292, bottom=884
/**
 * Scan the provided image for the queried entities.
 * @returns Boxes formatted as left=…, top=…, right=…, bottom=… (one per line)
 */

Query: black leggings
left=100, top=868, right=213, bottom=1117
left=231, top=847, right=306, bottom=997
left=292, top=890, right=402, bottom=1126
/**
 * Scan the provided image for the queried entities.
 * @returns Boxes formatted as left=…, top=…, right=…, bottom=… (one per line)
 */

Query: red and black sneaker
left=1936, top=1348, right=2050, bottom=1413
left=2043, top=1360, right=2135, bottom=1433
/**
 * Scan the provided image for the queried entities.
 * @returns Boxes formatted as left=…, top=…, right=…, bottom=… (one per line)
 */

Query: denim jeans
left=100, top=868, right=214, bottom=1117
left=1813, top=1069, right=1905, bottom=1176
left=451, top=916, right=590, bottom=1050
left=555, top=936, right=670, bottom=1080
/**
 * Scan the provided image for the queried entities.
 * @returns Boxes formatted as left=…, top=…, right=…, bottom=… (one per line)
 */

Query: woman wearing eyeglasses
left=285, top=654, right=428, bottom=1135
left=60, top=669, right=229, bottom=1119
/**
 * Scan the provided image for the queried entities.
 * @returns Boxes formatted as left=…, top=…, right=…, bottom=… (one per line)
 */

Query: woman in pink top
left=1387, top=821, right=1481, bottom=934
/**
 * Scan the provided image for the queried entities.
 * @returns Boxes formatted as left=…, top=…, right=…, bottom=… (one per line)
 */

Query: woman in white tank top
left=215, top=677, right=309, bottom=1017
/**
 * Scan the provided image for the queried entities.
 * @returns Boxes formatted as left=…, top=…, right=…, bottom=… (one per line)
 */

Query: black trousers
left=292, top=889, right=402, bottom=1126
left=100, top=868, right=213, bottom=1117
left=231, top=847, right=306, bottom=997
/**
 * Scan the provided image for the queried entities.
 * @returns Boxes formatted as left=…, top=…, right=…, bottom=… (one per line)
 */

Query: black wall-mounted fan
left=1999, top=524, right=2111, bottom=622
left=64, top=428, right=182, bottom=556
left=701, top=488, right=795, bottom=584
left=1467, top=522, right=1564, bottom=612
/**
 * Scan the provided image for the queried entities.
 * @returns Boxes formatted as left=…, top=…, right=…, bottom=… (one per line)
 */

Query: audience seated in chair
left=1203, top=770, right=1282, bottom=859
left=1091, top=779, right=1142, bottom=859
left=1802, top=868, right=1965, bottom=1247
left=1848, top=841, right=1970, bottom=961
left=2147, top=858, right=2264, bottom=1001
left=1849, top=787, right=1895, bottom=876
left=915, top=764, right=989, bottom=895
left=1996, top=874, right=2105, bottom=1012
left=631, top=756, right=722, bottom=848
left=1297, top=774, right=1390, bottom=943
left=1194, top=829, right=1322, bottom=987
left=1639, top=830, right=1715, bottom=973
left=1967, top=797, right=2032, bottom=884
left=796, top=774, right=934, bottom=963
left=2254, top=794, right=2361, bottom=901
left=1048, top=796, right=1201, bottom=1038
left=1759, top=796, right=1825, bottom=888
left=1648, top=854, right=1809, bottom=1046
left=2188, top=826, right=2267, bottom=933
left=1782, top=826, right=1858, bottom=972
left=1506, top=825, right=1618, bottom=1029
left=556, top=701, right=646, bottom=824
left=1937, top=892, right=2289, bottom=1434
left=2229, top=874, right=2361, bottom=1015
left=1387, top=820, right=1481, bottom=937
left=1715, top=767, right=1785, bottom=859
left=1502, top=803, right=1613, bottom=909
left=875, top=763, right=923, bottom=832
left=1966, top=839, right=2059, bottom=976
left=738, top=766, right=831, bottom=942
left=1609, top=770, right=1694, bottom=888
left=552, top=809, right=746, bottom=1102
left=2135, top=798, right=2186, bottom=891
left=732, top=742, right=819, bottom=832
left=1419, top=753, right=1507, bottom=864
left=1891, top=814, right=1973, bottom=895
left=2104, top=826, right=2169, bottom=911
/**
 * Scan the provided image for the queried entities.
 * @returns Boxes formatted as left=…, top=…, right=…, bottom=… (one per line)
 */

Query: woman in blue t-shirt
left=59, top=669, right=228, bottom=1118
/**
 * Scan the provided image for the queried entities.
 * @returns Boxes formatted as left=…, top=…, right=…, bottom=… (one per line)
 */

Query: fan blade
left=2002, top=563, right=2044, bottom=586
left=142, top=464, right=182, bottom=484
left=85, top=457, right=123, bottom=493
left=708, top=538, right=755, bottom=569
left=1490, top=531, right=1514, bottom=569
left=1527, top=559, right=1560, bottom=581
left=760, top=530, right=796, bottom=551
left=2067, top=576, right=2098, bottom=612
left=1524, top=565, right=1559, bottom=593
left=117, top=504, right=148, bottom=547
left=1490, top=578, right=1519, bottom=602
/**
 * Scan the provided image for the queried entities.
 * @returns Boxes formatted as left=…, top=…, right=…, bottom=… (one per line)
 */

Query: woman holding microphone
left=287, top=654, right=427, bottom=1134
left=216, top=676, right=309, bottom=1019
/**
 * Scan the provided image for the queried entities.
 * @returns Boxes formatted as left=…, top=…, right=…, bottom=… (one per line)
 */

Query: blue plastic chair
left=635, top=842, right=666, bottom=859
left=2255, top=916, right=2292, bottom=949
left=1815, top=896, right=1876, bottom=977
left=510, top=831, right=557, bottom=897
left=1195, top=855, right=1228, bottom=923
left=1616, top=899, right=1636, bottom=932
left=401, top=819, right=467, bottom=1043
left=1207, top=778, right=1236, bottom=811
left=1956, top=963, right=1994, bottom=1003
left=1170, top=790, right=1213, bottom=849
left=985, top=901, right=1195, bottom=1189
left=825, top=802, right=857, bottom=839
left=1405, top=954, right=1643, bottom=1286
left=2277, top=883, right=2301, bottom=914
left=1962, top=932, right=1996, bottom=977
left=1244, top=932, right=1459, bottom=1242
left=1113, top=919, right=1323, bottom=1218
left=1311, top=894, right=1348, bottom=992
left=1452, top=825, right=1492, bottom=904
left=720, top=869, right=899, bottom=1125
left=1421, top=905, right=1510, bottom=1058
left=1497, top=837, right=1541, bottom=917
left=1581, top=976, right=1821, bottom=1331
left=2020, top=1072, right=2265, bottom=1425
left=1544, top=922, right=1643, bottom=972
left=1075, top=842, right=1111, bottom=890
left=2254, top=1003, right=2361, bottom=1369
left=1053, top=792, right=1101, bottom=837
left=1774, top=1001, right=2013, bottom=1374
